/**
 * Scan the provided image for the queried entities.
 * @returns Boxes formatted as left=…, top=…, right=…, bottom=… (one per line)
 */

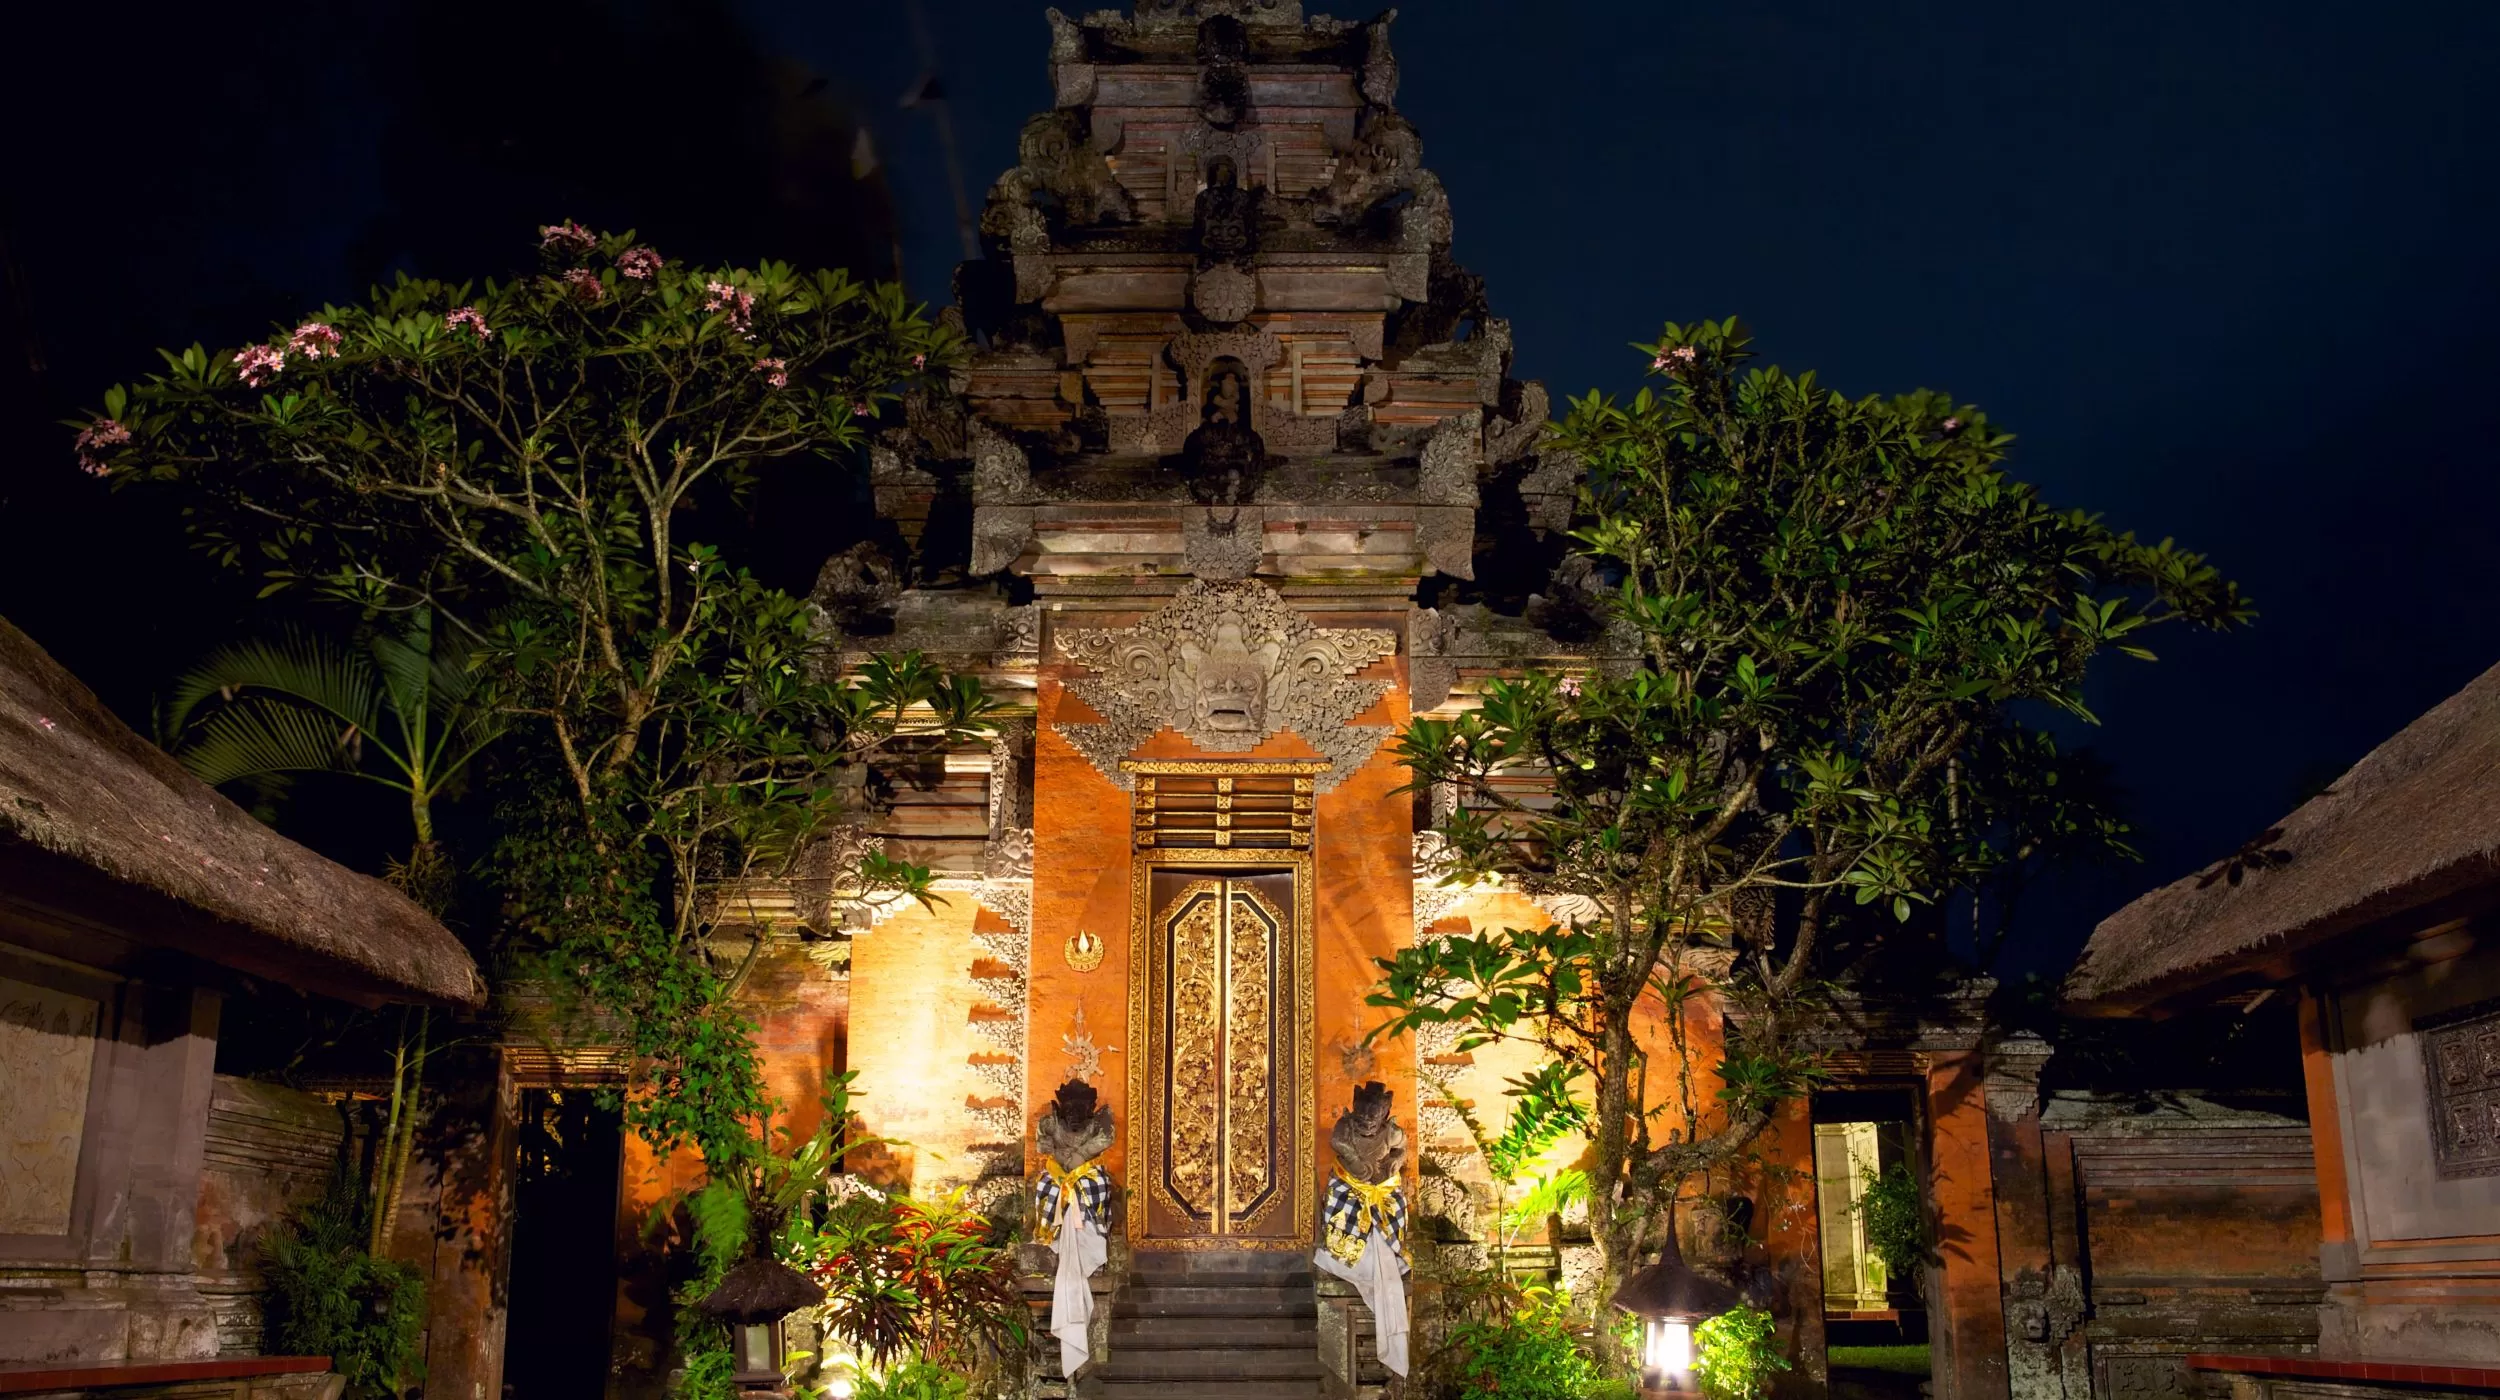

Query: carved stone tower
left=817, top=0, right=1606, bottom=1268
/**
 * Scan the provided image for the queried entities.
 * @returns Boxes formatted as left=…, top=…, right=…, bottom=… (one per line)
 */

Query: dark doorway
left=506, top=1089, right=625, bottom=1400
left=1809, top=1083, right=1931, bottom=1400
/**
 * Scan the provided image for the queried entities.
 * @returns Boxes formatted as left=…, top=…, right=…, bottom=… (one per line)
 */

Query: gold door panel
left=1130, top=861, right=1311, bottom=1245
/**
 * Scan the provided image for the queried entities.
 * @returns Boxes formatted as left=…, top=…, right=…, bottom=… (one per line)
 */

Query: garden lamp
left=1613, top=1222, right=1742, bottom=1396
left=697, top=1257, right=827, bottom=1393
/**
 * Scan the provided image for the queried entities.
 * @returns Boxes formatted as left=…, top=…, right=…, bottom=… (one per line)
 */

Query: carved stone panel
left=0, top=976, right=100, bottom=1235
left=1055, top=580, right=1396, bottom=791
left=2421, top=996, right=2500, bottom=1178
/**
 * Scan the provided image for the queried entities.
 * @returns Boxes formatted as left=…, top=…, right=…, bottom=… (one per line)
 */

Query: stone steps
left=1086, top=1250, right=1322, bottom=1400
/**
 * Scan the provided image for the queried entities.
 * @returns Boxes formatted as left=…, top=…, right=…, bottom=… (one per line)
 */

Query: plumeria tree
left=79, top=222, right=990, bottom=1164
left=1370, top=319, right=2249, bottom=1301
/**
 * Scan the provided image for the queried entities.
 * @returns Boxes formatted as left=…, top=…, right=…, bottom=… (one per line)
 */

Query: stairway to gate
left=1089, top=1249, right=1326, bottom=1400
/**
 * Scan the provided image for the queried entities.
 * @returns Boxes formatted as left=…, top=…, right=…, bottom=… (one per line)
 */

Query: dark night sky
left=5, top=1, right=2497, bottom=975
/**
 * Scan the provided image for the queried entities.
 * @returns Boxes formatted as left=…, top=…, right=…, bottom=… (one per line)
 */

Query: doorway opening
left=1811, top=1086, right=1930, bottom=1399
left=505, top=1088, right=625, bottom=1400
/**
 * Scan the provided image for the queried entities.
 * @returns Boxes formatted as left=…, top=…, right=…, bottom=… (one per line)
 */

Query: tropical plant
left=796, top=1186, right=1027, bottom=1374
left=848, top=1361, right=971, bottom=1400
left=1693, top=1306, right=1788, bottom=1400
left=166, top=611, right=480, bottom=1263
left=78, top=222, right=987, bottom=1168
left=167, top=608, right=501, bottom=903
left=1369, top=318, right=2250, bottom=1303
left=1416, top=1282, right=1601, bottom=1400
left=1854, top=1163, right=1927, bottom=1286
left=260, top=1162, right=428, bottom=1400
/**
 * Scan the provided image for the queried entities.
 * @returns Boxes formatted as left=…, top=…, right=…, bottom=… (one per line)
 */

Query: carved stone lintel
left=1416, top=506, right=1475, bottom=581
left=1184, top=506, right=1266, bottom=579
left=1486, top=382, right=1549, bottom=466
left=1418, top=408, right=1482, bottom=506
left=1190, top=264, right=1257, bottom=323
left=1408, top=606, right=1459, bottom=713
left=1055, top=579, right=1396, bottom=791
left=1518, top=449, right=1583, bottom=537
left=971, top=506, right=1037, bottom=577
left=971, top=423, right=1034, bottom=504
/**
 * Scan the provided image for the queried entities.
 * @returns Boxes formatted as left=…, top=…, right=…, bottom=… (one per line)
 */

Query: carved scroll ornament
left=1055, top=580, right=1395, bottom=792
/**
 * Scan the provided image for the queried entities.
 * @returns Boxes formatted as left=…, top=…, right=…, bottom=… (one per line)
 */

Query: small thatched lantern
left=697, top=1258, right=826, bottom=1392
left=1612, top=1224, right=1742, bottom=1396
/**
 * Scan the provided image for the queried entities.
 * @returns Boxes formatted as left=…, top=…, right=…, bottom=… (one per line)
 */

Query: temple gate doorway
left=1133, top=867, right=1311, bottom=1244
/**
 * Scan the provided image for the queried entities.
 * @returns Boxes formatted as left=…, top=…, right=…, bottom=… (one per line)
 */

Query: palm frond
left=177, top=696, right=374, bottom=787
left=368, top=618, right=437, bottom=739
left=169, top=630, right=382, bottom=739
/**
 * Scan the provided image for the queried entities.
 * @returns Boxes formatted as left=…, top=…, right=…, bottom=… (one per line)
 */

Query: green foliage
left=794, top=1185, right=1026, bottom=1373
left=260, top=1166, right=426, bottom=1400
left=1827, top=1344, right=1932, bottom=1377
left=1371, top=320, right=2247, bottom=1295
left=167, top=609, right=501, bottom=856
left=673, top=1348, right=740, bottom=1400
left=1694, top=1306, right=1789, bottom=1400
left=1853, top=1163, right=1926, bottom=1281
left=849, top=1361, right=971, bottom=1400
left=85, top=224, right=991, bottom=1168
left=1418, top=1285, right=1601, bottom=1400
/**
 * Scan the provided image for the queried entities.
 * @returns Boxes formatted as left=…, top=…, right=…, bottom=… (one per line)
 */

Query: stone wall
left=2305, top=945, right=2500, bottom=1365
left=191, top=1077, right=347, bottom=1356
left=2042, top=1091, right=2323, bottom=1400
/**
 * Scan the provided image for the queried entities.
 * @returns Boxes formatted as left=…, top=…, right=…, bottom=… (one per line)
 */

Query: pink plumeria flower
left=1556, top=675, right=1582, bottom=698
left=910, top=352, right=927, bottom=370
left=538, top=220, right=596, bottom=256
left=617, top=246, right=662, bottom=280
left=74, top=417, right=131, bottom=476
left=850, top=401, right=871, bottom=418
left=561, top=268, right=605, bottom=303
left=703, top=280, right=757, bottom=335
left=444, top=306, right=493, bottom=340
left=754, top=357, right=789, bottom=390
left=1941, top=416, right=1962, bottom=432
left=232, top=344, right=286, bottom=388
left=289, top=321, right=343, bottom=360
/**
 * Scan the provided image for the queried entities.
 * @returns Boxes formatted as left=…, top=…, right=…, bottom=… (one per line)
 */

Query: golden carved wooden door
left=1135, top=867, right=1308, bottom=1243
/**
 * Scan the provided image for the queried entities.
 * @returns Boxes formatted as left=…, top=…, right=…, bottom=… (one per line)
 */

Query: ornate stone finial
left=1054, top=580, right=1397, bottom=791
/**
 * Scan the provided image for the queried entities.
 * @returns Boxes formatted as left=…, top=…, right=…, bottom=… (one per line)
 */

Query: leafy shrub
left=1417, top=1285, right=1600, bottom=1400
left=1694, top=1306, right=1788, bottom=1400
left=1853, top=1164, right=1926, bottom=1284
left=850, top=1361, right=970, bottom=1400
left=260, top=1168, right=426, bottom=1400
left=794, top=1186, right=1025, bottom=1373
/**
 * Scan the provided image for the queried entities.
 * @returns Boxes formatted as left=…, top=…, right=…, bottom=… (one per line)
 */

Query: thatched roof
left=2067, top=658, right=2500, bottom=1016
left=0, top=616, right=485, bottom=1008
left=697, top=1258, right=825, bottom=1323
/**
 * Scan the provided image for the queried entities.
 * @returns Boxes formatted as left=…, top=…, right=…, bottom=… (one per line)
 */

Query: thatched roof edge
left=2066, top=657, right=2500, bottom=1015
left=0, top=615, right=484, bottom=1007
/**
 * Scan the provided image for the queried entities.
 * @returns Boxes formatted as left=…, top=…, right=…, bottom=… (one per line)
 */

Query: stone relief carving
left=1184, top=506, right=1266, bottom=580
left=1408, top=606, right=1460, bottom=713
left=1418, top=408, right=1483, bottom=507
left=970, top=422, right=1033, bottom=505
left=982, top=110, right=1137, bottom=255
left=1055, top=579, right=1396, bottom=792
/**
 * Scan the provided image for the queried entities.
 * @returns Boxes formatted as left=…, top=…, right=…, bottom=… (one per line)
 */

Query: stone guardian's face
left=1193, top=622, right=1267, bottom=734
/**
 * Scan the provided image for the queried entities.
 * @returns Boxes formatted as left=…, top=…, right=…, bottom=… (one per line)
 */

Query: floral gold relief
left=1126, top=770, right=1314, bottom=1250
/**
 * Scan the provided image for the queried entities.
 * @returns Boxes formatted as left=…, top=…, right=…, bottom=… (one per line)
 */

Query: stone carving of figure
left=1037, top=1078, right=1115, bottom=1171
left=1176, top=614, right=1280, bottom=737
left=981, top=110, right=1136, bottom=253
left=1179, top=358, right=1267, bottom=504
left=1192, top=156, right=1261, bottom=270
left=1033, top=1078, right=1115, bottom=1383
left=1331, top=1080, right=1407, bottom=1184
left=1197, top=15, right=1251, bottom=127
